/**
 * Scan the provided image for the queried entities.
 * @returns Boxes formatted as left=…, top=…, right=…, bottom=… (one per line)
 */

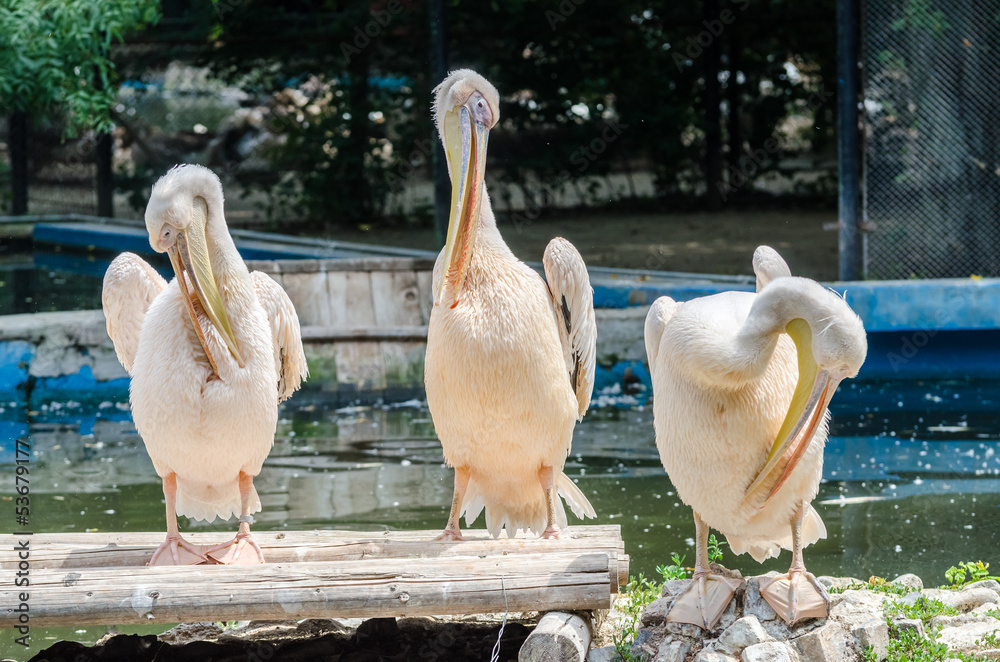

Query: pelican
left=424, top=69, right=597, bottom=540
left=644, top=246, right=866, bottom=629
left=102, top=164, right=307, bottom=565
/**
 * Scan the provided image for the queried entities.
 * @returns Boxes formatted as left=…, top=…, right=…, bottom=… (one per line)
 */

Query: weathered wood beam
left=1, top=552, right=618, bottom=628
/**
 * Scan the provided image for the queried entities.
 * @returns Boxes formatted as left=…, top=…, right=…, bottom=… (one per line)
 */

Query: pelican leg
left=665, top=511, right=742, bottom=631
left=148, top=473, right=209, bottom=566
left=434, top=466, right=470, bottom=541
left=205, top=472, right=265, bottom=565
left=539, top=465, right=562, bottom=540
left=759, top=502, right=829, bottom=625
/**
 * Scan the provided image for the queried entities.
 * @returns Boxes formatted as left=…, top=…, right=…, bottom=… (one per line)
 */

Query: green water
left=3, top=380, right=1000, bottom=658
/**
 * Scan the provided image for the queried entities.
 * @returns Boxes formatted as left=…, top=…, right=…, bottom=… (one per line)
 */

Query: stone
left=891, top=573, right=924, bottom=591
left=654, top=639, right=691, bottom=662
left=663, top=580, right=692, bottom=597
left=936, top=620, right=1000, bottom=650
left=925, top=587, right=1000, bottom=612
left=830, top=588, right=891, bottom=627
left=850, top=617, right=889, bottom=661
left=586, top=645, right=620, bottom=662
left=965, top=579, right=1000, bottom=596
left=744, top=576, right=779, bottom=623
left=891, top=618, right=925, bottom=639
left=817, top=576, right=863, bottom=590
left=718, top=616, right=772, bottom=655
left=741, top=641, right=796, bottom=662
left=791, top=621, right=849, bottom=662
left=643, top=597, right=674, bottom=627
left=157, top=622, right=224, bottom=645
left=694, top=651, right=739, bottom=662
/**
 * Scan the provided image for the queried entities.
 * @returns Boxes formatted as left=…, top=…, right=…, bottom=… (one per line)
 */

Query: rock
left=718, top=616, right=772, bottom=655
left=791, top=621, right=848, bottom=662
left=965, top=579, right=1000, bottom=596
left=850, top=618, right=889, bottom=661
left=694, top=650, right=739, bottom=662
left=891, top=573, right=924, bottom=591
left=654, top=639, right=691, bottom=662
left=891, top=618, right=925, bottom=639
left=157, top=622, right=224, bottom=644
left=643, top=597, right=674, bottom=627
left=744, top=576, right=778, bottom=624
left=741, top=641, right=796, bottom=662
left=663, top=580, right=691, bottom=597
left=587, top=645, right=620, bottom=662
left=630, top=627, right=654, bottom=660
left=817, top=576, right=863, bottom=590
left=936, top=620, right=1000, bottom=650
left=296, top=618, right=351, bottom=636
left=929, top=613, right=996, bottom=630
left=830, top=588, right=891, bottom=627
left=924, top=587, right=1000, bottom=612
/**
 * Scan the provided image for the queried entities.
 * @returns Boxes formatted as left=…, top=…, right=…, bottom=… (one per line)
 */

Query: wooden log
left=519, top=612, right=592, bottom=662
left=0, top=551, right=617, bottom=628
left=0, top=528, right=627, bottom=591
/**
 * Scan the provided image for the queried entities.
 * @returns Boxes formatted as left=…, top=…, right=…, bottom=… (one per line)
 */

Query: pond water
left=3, top=378, right=1000, bottom=655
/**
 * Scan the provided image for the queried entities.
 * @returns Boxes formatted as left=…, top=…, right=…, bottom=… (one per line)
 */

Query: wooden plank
left=300, top=325, right=428, bottom=342
left=416, top=269, right=434, bottom=324
left=246, top=257, right=436, bottom=274
left=281, top=271, right=332, bottom=327
left=1, top=526, right=626, bottom=570
left=335, top=272, right=386, bottom=391
left=1, top=552, right=616, bottom=627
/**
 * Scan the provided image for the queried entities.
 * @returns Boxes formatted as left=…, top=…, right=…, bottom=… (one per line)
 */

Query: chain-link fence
left=863, top=0, right=1000, bottom=279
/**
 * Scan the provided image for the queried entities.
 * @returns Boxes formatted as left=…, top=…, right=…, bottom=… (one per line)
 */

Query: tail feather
left=174, top=478, right=261, bottom=523
left=460, top=471, right=595, bottom=538
left=556, top=471, right=596, bottom=519
left=726, top=504, right=827, bottom=564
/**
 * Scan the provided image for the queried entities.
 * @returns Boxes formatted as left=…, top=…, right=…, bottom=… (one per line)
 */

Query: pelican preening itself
left=425, top=69, right=598, bottom=540
left=103, top=164, right=307, bottom=565
left=644, top=246, right=867, bottom=629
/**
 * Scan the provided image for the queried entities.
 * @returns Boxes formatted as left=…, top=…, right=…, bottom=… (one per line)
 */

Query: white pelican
left=102, top=164, right=307, bottom=565
left=644, top=246, right=866, bottom=629
left=424, top=69, right=597, bottom=540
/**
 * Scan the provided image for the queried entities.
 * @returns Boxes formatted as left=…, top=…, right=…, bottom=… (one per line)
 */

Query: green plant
left=944, top=561, right=999, bottom=588
left=707, top=534, right=727, bottom=564
left=612, top=573, right=663, bottom=661
left=884, top=596, right=959, bottom=624
left=862, top=645, right=879, bottom=662
left=0, top=0, right=160, bottom=136
left=975, top=630, right=1000, bottom=648
left=655, top=553, right=689, bottom=582
left=828, top=576, right=910, bottom=597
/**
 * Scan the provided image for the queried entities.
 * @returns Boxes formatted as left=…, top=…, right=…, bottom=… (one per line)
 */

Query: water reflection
left=3, top=380, right=1000, bottom=588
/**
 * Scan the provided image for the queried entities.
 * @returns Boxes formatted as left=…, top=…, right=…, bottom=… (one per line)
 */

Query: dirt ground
left=331, top=209, right=840, bottom=282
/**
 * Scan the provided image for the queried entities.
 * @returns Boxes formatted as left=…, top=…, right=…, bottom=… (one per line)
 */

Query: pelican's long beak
left=166, top=197, right=243, bottom=371
left=437, top=104, right=489, bottom=307
left=744, top=318, right=839, bottom=507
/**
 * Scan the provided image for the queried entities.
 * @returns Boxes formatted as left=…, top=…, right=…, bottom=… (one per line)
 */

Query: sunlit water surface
left=3, top=379, right=1000, bottom=656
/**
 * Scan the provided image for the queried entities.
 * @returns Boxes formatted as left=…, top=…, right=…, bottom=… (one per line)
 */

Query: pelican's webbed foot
left=759, top=569, right=829, bottom=625
left=148, top=533, right=209, bottom=566
left=205, top=528, right=265, bottom=565
left=665, top=569, right=743, bottom=631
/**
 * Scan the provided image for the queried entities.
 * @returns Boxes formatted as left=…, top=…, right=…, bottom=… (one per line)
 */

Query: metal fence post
left=9, top=111, right=29, bottom=215
left=837, top=0, right=862, bottom=281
